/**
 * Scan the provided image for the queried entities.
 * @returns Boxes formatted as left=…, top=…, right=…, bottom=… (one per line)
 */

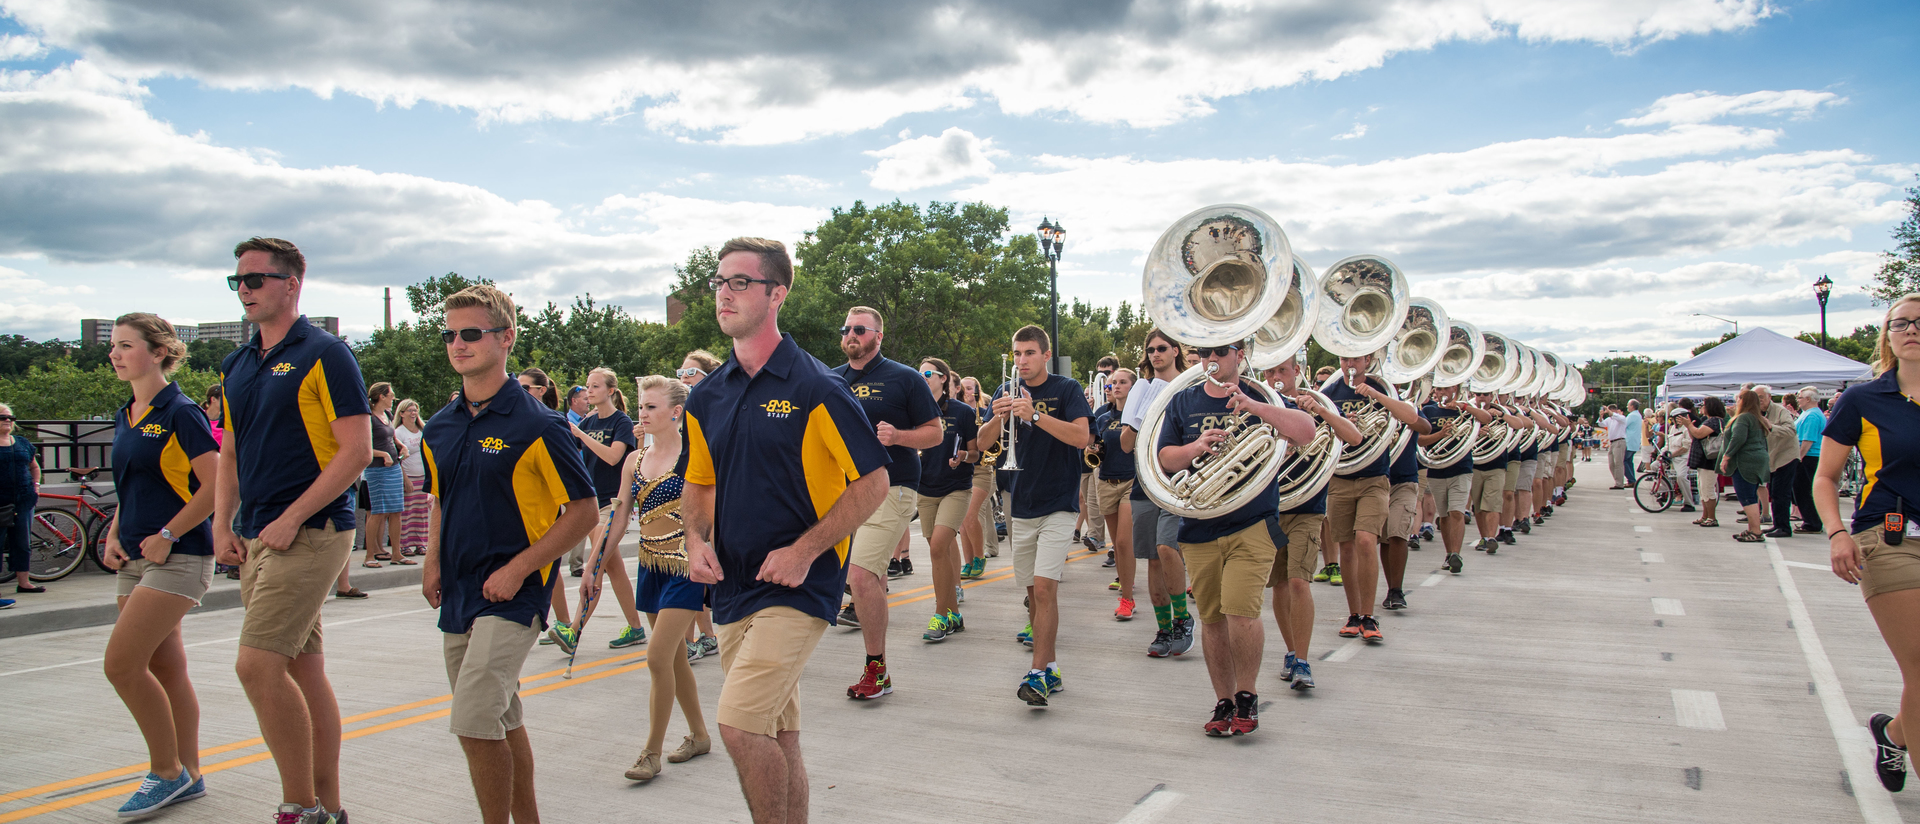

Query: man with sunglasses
left=213, top=237, right=371, bottom=824
left=1154, top=340, right=1315, bottom=735
left=830, top=306, right=941, bottom=701
left=983, top=325, right=1093, bottom=706
left=683, top=238, right=889, bottom=824
left=1121, top=329, right=1194, bottom=657
left=1321, top=352, right=1431, bottom=643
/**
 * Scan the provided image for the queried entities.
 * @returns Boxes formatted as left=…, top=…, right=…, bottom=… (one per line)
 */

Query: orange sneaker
left=1338, top=615, right=1362, bottom=638
left=1359, top=615, right=1383, bottom=642
left=1114, top=597, right=1136, bottom=621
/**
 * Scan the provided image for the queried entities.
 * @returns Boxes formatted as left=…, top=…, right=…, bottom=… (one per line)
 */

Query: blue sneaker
left=1017, top=670, right=1051, bottom=706
left=1044, top=665, right=1064, bottom=694
left=1291, top=661, right=1315, bottom=691
left=0, top=597, right=13, bottom=609
left=1016, top=624, right=1033, bottom=647
left=118, top=771, right=197, bottom=817
left=1281, top=652, right=1297, bottom=682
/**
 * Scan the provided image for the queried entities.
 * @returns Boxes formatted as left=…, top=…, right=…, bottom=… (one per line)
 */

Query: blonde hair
left=683, top=349, right=722, bottom=372
left=1877, top=294, right=1920, bottom=376
left=395, top=398, right=422, bottom=428
left=637, top=374, right=690, bottom=409
left=588, top=367, right=628, bottom=413
left=849, top=305, right=885, bottom=332
left=443, top=284, right=516, bottom=329
left=114, top=312, right=188, bottom=374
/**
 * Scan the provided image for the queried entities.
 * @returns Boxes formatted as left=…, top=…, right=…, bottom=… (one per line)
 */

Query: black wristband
left=1828, top=529, right=1846, bottom=540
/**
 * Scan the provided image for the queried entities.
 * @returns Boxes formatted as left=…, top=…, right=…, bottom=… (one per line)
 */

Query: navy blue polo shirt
left=422, top=378, right=596, bottom=634
left=1420, top=403, right=1473, bottom=480
left=1278, top=394, right=1330, bottom=515
left=686, top=334, right=890, bottom=625
left=833, top=355, right=940, bottom=490
left=220, top=315, right=370, bottom=538
left=578, top=410, right=637, bottom=507
left=1324, top=375, right=1391, bottom=478
left=113, top=382, right=218, bottom=556
left=917, top=398, right=979, bottom=499
left=1825, top=368, right=1920, bottom=534
left=993, top=373, right=1093, bottom=518
left=1096, top=408, right=1135, bottom=482
left=1155, top=379, right=1281, bottom=543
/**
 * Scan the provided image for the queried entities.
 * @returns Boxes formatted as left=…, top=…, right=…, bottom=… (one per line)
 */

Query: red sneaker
left=1114, top=597, right=1136, bottom=621
left=1230, top=693, right=1259, bottom=736
left=1204, top=700, right=1234, bottom=737
left=846, top=660, right=892, bottom=700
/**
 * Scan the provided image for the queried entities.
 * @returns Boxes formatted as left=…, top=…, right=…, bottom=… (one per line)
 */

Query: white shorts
left=1011, top=511, right=1075, bottom=588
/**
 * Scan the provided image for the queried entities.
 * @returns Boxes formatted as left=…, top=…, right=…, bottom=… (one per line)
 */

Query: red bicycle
left=28, top=468, right=118, bottom=582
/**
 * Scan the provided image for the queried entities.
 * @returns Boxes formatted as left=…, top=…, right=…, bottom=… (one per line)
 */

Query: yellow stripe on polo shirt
left=511, top=437, right=569, bottom=583
left=1860, top=418, right=1884, bottom=506
left=423, top=441, right=439, bottom=498
left=297, top=359, right=342, bottom=466
left=159, top=432, right=193, bottom=503
left=801, top=402, right=863, bottom=564
left=684, top=414, right=715, bottom=486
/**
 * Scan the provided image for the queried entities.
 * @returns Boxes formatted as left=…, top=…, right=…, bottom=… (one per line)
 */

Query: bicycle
left=28, top=468, right=118, bottom=582
left=1633, top=454, right=1688, bottom=514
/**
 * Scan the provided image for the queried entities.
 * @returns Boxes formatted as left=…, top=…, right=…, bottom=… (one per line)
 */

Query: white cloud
left=1332, top=124, right=1368, bottom=141
left=0, top=34, right=46, bottom=61
left=1618, top=89, right=1843, bottom=127
left=866, top=127, right=1001, bottom=191
left=3, top=0, right=1772, bottom=143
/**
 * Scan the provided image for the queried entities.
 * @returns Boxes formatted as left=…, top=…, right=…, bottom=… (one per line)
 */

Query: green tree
left=1794, top=324, right=1878, bottom=364
left=1691, top=331, right=1739, bottom=356
left=1577, top=356, right=1675, bottom=410
left=186, top=337, right=236, bottom=372
left=1870, top=186, right=1920, bottom=304
left=0, top=361, right=221, bottom=420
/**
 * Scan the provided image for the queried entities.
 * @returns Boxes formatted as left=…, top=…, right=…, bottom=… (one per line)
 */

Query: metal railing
left=17, top=420, right=116, bottom=476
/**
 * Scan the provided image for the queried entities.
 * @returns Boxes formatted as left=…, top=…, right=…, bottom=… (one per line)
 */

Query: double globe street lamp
left=1037, top=217, right=1066, bottom=373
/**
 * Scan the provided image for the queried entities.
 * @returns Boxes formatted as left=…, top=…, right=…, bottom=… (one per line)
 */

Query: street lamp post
left=1691, top=313, right=1739, bottom=337
left=1037, top=217, right=1066, bottom=374
left=1815, top=274, right=1834, bottom=350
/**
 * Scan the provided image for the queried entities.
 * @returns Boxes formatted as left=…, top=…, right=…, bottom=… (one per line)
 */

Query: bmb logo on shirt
left=761, top=399, right=795, bottom=418
left=479, top=437, right=507, bottom=454
left=1034, top=399, right=1057, bottom=417
left=271, top=362, right=295, bottom=375
left=1196, top=414, right=1230, bottom=432
left=140, top=423, right=166, bottom=437
left=852, top=384, right=880, bottom=399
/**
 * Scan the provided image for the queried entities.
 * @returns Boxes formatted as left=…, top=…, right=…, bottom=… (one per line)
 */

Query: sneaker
left=1147, top=629, right=1173, bottom=658
left=1543, top=505, right=1556, bottom=515
left=838, top=603, right=861, bottom=628
left=1281, top=652, right=1297, bottom=681
left=1166, top=619, right=1196, bottom=656
left=1291, top=661, right=1315, bottom=690
left=538, top=632, right=555, bottom=645
left=546, top=625, right=577, bottom=654
left=1498, top=529, right=1516, bottom=546
left=1447, top=552, right=1464, bottom=574
left=118, top=771, right=197, bottom=817
left=273, top=803, right=330, bottom=824
left=901, top=558, right=915, bottom=575
left=847, top=660, right=892, bottom=699
left=959, top=558, right=976, bottom=579
left=924, top=613, right=956, bottom=642
left=698, top=634, right=718, bottom=658
left=570, top=567, right=584, bottom=578
left=624, top=750, right=661, bottom=782
left=1327, top=564, right=1343, bottom=586
left=1763, top=527, right=1793, bottom=539
left=1313, top=564, right=1334, bottom=583
left=1531, top=515, right=1545, bottom=526
left=1, top=597, right=16, bottom=609
left=1383, top=589, right=1407, bottom=610
left=1360, top=615, right=1383, bottom=642
left=1204, top=699, right=1235, bottom=736
left=607, top=625, right=647, bottom=649
left=1339, top=615, right=1362, bottom=638
left=1115, top=597, right=1136, bottom=621
left=947, top=609, right=966, bottom=634
left=887, top=559, right=904, bottom=578
left=957, top=585, right=965, bottom=603
left=1516, top=519, right=1531, bottom=535
left=1108, top=578, right=1121, bottom=591
left=1230, top=691, right=1259, bottom=735
left=666, top=734, right=710, bottom=764
left=1420, top=523, right=1437, bottom=542
left=1484, top=537, right=1499, bottom=555
left=1102, top=550, right=1116, bottom=568
left=1018, top=670, right=1052, bottom=706
left=1795, top=523, right=1823, bottom=534
left=1870, top=712, right=1908, bottom=792
left=1017, top=624, right=1033, bottom=647
left=1081, top=534, right=1099, bottom=551
left=685, top=639, right=706, bottom=663
left=1044, top=665, right=1064, bottom=694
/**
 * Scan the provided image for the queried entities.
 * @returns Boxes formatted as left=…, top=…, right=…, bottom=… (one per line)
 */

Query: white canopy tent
left=1658, top=327, right=1872, bottom=399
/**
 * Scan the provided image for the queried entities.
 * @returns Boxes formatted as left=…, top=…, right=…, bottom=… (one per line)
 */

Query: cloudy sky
left=0, top=0, right=1913, bottom=362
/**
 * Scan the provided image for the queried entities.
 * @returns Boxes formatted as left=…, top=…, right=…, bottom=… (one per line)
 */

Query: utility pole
left=384, top=287, right=392, bottom=330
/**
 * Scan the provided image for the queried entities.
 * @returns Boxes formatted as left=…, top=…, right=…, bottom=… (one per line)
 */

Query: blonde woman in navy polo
left=1817, top=293, right=1920, bottom=794
left=99, top=313, right=220, bottom=817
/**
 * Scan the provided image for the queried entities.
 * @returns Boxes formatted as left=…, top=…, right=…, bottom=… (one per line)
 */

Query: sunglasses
left=440, top=326, right=509, bottom=344
left=922, top=369, right=941, bottom=378
left=675, top=367, right=707, bottom=379
left=1145, top=344, right=1172, bottom=354
left=708, top=275, right=780, bottom=293
left=840, top=325, right=878, bottom=337
left=0, top=415, right=13, bottom=422
left=1194, top=344, right=1241, bottom=358
left=226, top=272, right=292, bottom=291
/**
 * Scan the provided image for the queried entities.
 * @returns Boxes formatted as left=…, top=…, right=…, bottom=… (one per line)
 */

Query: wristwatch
left=1030, top=411, right=1040, bottom=423
left=159, top=527, right=179, bottom=543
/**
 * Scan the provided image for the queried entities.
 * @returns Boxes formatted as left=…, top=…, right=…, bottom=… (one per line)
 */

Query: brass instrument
left=996, top=353, right=1022, bottom=471
left=1134, top=204, right=1295, bottom=518
left=1311, top=254, right=1411, bottom=474
left=1272, top=380, right=1345, bottom=511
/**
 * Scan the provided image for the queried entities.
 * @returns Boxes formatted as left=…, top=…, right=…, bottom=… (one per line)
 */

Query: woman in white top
left=393, top=399, right=429, bottom=556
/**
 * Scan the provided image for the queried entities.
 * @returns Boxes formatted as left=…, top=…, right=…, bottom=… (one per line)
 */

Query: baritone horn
left=1134, top=204, right=1294, bottom=519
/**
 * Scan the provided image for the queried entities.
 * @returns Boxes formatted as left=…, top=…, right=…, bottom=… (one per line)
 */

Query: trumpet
left=996, top=353, right=1022, bottom=472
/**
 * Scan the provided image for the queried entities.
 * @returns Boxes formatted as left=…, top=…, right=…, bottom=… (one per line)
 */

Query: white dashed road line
left=1651, top=598, right=1686, bottom=616
left=1671, top=689, right=1727, bottom=730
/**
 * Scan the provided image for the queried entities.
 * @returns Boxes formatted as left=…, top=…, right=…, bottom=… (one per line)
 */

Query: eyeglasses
left=1194, top=344, right=1241, bottom=358
left=440, top=326, right=509, bottom=344
left=226, top=272, right=292, bottom=291
left=675, top=367, right=707, bottom=379
left=840, top=325, right=878, bottom=337
left=708, top=275, right=780, bottom=293
left=921, top=369, right=940, bottom=378
left=1891, top=318, right=1920, bottom=333
left=1145, top=344, right=1172, bottom=354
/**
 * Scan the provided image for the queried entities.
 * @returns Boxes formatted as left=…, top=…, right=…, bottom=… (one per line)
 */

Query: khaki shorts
left=1011, top=510, right=1075, bottom=588
left=1097, top=478, right=1133, bottom=518
left=1327, top=475, right=1390, bottom=544
left=117, top=553, right=215, bottom=605
left=443, top=615, right=537, bottom=740
left=1470, top=467, right=1507, bottom=513
left=1386, top=482, right=1421, bottom=540
left=916, top=490, right=970, bottom=539
left=716, top=606, right=828, bottom=737
left=1269, top=513, right=1324, bottom=585
left=848, top=486, right=917, bottom=577
left=1426, top=473, right=1473, bottom=515
left=972, top=460, right=995, bottom=492
left=1856, top=528, right=1920, bottom=601
left=1516, top=459, right=1538, bottom=490
left=239, top=523, right=354, bottom=659
left=1503, top=462, right=1522, bottom=496
left=1184, top=520, right=1279, bottom=623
